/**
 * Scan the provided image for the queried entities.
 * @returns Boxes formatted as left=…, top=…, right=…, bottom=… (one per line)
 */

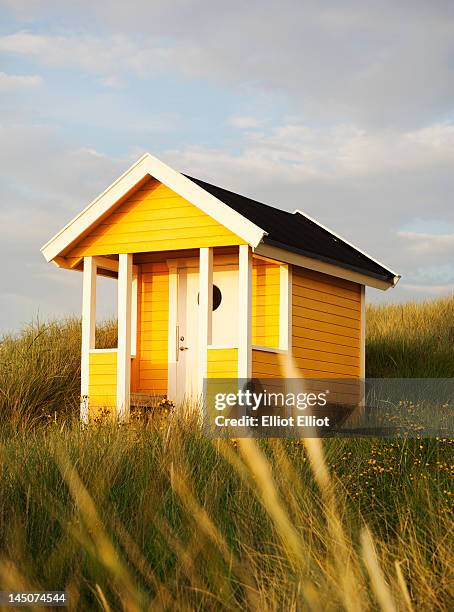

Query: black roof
left=184, top=175, right=395, bottom=283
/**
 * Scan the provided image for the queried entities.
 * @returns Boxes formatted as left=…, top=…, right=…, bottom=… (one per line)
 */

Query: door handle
left=179, top=346, right=188, bottom=351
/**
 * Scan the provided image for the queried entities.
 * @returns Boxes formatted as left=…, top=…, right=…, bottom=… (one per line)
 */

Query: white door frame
left=167, top=256, right=204, bottom=402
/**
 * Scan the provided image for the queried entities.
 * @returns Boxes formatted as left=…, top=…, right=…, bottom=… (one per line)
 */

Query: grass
left=0, top=298, right=453, bottom=610
left=366, top=297, right=454, bottom=377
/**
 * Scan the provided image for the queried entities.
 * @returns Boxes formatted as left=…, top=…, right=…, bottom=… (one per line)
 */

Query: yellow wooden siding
left=88, top=351, right=117, bottom=414
left=252, top=349, right=283, bottom=378
left=291, top=267, right=361, bottom=378
left=207, top=348, right=238, bottom=378
left=66, top=178, right=245, bottom=258
left=252, top=259, right=280, bottom=348
left=138, top=261, right=169, bottom=395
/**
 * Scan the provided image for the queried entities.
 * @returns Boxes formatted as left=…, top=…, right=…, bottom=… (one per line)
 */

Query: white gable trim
left=41, top=153, right=267, bottom=262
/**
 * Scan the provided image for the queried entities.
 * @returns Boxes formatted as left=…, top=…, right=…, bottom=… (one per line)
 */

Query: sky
left=1, top=1, right=454, bottom=333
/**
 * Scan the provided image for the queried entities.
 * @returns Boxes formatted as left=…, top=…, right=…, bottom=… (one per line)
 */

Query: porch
left=80, top=246, right=291, bottom=423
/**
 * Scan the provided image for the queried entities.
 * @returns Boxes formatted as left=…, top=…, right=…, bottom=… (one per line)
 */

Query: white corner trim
left=238, top=245, right=252, bottom=379
left=41, top=153, right=267, bottom=263
left=292, top=208, right=400, bottom=285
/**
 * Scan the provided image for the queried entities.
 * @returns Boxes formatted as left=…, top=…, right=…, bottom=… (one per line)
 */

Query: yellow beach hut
left=41, top=153, right=400, bottom=422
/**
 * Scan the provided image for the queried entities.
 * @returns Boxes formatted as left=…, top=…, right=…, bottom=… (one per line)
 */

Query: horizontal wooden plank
left=89, top=374, right=117, bottom=385
left=207, top=349, right=238, bottom=360
left=140, top=280, right=168, bottom=290
left=207, top=370, right=238, bottom=378
left=108, top=205, right=206, bottom=224
left=139, top=356, right=168, bottom=365
left=141, top=312, right=169, bottom=323
left=253, top=288, right=281, bottom=299
left=293, top=295, right=360, bottom=320
left=89, top=353, right=117, bottom=365
left=293, top=309, right=360, bottom=331
left=292, top=325, right=360, bottom=347
left=251, top=366, right=283, bottom=377
left=207, top=364, right=238, bottom=375
left=89, top=383, right=117, bottom=391
left=140, top=331, right=169, bottom=343
left=252, top=314, right=280, bottom=325
left=142, top=298, right=169, bottom=307
left=91, top=217, right=221, bottom=237
left=89, top=364, right=118, bottom=375
left=291, top=336, right=359, bottom=357
left=292, top=287, right=360, bottom=311
left=293, top=266, right=360, bottom=291
left=252, top=337, right=279, bottom=346
left=253, top=350, right=358, bottom=376
left=292, top=357, right=359, bottom=377
left=252, top=304, right=280, bottom=316
left=139, top=370, right=167, bottom=379
left=293, top=274, right=360, bottom=301
left=252, top=351, right=281, bottom=364
left=139, top=369, right=167, bottom=376
left=76, top=225, right=236, bottom=249
left=291, top=346, right=358, bottom=367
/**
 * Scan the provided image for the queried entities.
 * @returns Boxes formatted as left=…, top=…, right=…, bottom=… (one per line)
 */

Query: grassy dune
left=0, top=299, right=453, bottom=610
left=367, top=297, right=454, bottom=377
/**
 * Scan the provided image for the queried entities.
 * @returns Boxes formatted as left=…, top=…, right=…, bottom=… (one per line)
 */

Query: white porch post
left=198, top=247, right=213, bottom=395
left=80, top=256, right=97, bottom=424
left=238, top=244, right=252, bottom=379
left=117, top=253, right=133, bottom=422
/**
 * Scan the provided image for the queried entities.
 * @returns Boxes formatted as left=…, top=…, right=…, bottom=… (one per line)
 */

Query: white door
left=175, top=264, right=238, bottom=403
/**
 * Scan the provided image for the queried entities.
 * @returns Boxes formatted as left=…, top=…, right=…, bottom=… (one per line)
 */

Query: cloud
left=399, top=283, right=454, bottom=296
left=0, top=71, right=42, bottom=91
left=1, top=3, right=454, bottom=126
left=228, top=116, right=264, bottom=129
left=0, top=31, right=169, bottom=84
left=397, top=231, right=454, bottom=256
left=167, top=119, right=454, bottom=187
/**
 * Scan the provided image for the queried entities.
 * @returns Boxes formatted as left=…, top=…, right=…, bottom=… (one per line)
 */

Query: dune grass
left=366, top=297, right=454, bottom=377
left=0, top=299, right=453, bottom=610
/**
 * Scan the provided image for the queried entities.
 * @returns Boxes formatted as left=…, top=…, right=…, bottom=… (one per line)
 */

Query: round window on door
left=197, top=285, right=222, bottom=311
